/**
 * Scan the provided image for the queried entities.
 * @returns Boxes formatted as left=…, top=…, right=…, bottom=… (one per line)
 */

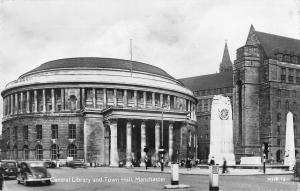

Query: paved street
left=3, top=167, right=300, bottom=191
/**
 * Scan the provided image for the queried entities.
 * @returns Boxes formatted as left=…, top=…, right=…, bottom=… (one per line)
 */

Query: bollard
left=209, top=165, right=219, bottom=191
left=171, top=163, right=179, bottom=185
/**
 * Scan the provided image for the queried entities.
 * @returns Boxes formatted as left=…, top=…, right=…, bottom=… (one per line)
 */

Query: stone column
left=152, top=92, right=155, bottom=108
left=167, top=95, right=170, bottom=109
left=294, top=69, right=297, bottom=83
left=160, top=94, right=163, bottom=107
left=285, top=68, right=288, bottom=83
left=26, top=91, right=30, bottom=113
left=126, top=121, right=132, bottom=167
left=140, top=121, right=146, bottom=166
left=15, top=93, right=18, bottom=114
left=124, top=90, right=128, bottom=107
left=168, top=122, right=174, bottom=162
left=61, top=88, right=65, bottom=111
left=20, top=92, right=23, bottom=114
left=51, top=89, right=55, bottom=112
left=174, top=96, right=177, bottom=110
left=81, top=88, right=85, bottom=109
left=155, top=122, right=160, bottom=160
left=93, top=88, right=96, bottom=108
left=134, top=90, right=137, bottom=107
left=110, top=119, right=119, bottom=167
left=114, top=89, right=117, bottom=106
left=34, top=90, right=38, bottom=113
left=143, top=92, right=146, bottom=108
left=42, top=89, right=46, bottom=113
left=103, top=88, right=107, bottom=107
left=10, top=94, right=14, bottom=115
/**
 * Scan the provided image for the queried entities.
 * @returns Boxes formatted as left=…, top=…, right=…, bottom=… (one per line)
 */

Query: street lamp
left=160, top=104, right=168, bottom=172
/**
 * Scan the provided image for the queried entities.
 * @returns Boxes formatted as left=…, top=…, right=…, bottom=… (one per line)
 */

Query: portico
left=83, top=107, right=197, bottom=166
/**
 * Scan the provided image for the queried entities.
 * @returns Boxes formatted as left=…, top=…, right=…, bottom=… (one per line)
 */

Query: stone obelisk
left=284, top=112, right=296, bottom=170
left=209, top=95, right=235, bottom=165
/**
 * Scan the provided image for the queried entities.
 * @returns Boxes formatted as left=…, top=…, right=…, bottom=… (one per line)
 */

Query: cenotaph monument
left=284, top=112, right=296, bottom=170
left=208, top=95, right=235, bottom=165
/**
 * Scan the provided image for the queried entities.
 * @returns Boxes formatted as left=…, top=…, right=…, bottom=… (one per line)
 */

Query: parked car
left=44, top=160, right=56, bottom=168
left=0, top=160, right=18, bottom=179
left=17, top=161, right=52, bottom=186
left=68, top=160, right=87, bottom=168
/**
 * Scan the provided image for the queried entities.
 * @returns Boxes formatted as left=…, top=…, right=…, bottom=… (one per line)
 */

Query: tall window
left=69, top=124, right=76, bottom=139
left=67, top=144, right=77, bottom=159
left=13, top=126, right=18, bottom=140
left=13, top=145, right=18, bottom=159
left=23, top=145, right=29, bottom=160
left=288, top=69, right=294, bottom=83
left=285, top=100, right=289, bottom=110
left=23, top=126, right=28, bottom=141
left=36, top=125, right=42, bottom=139
left=35, top=145, right=43, bottom=160
left=50, top=144, right=59, bottom=160
left=51, top=125, right=58, bottom=139
left=277, top=101, right=281, bottom=109
left=297, top=70, right=300, bottom=83
left=281, top=67, right=286, bottom=82
left=6, top=127, right=10, bottom=141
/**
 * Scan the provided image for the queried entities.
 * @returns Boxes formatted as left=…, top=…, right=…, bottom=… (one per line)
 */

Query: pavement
left=4, top=167, right=300, bottom=191
left=134, top=166, right=294, bottom=176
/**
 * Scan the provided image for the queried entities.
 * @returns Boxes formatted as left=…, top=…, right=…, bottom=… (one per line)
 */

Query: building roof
left=21, top=57, right=175, bottom=80
left=249, top=26, right=300, bottom=59
left=179, top=71, right=233, bottom=91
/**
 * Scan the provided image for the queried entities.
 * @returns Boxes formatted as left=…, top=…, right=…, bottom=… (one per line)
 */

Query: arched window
left=35, top=145, right=43, bottom=160
left=277, top=101, right=281, bottom=109
left=23, top=145, right=29, bottom=160
left=50, top=144, right=59, bottom=160
left=13, top=145, right=18, bottom=160
left=67, top=144, right=77, bottom=159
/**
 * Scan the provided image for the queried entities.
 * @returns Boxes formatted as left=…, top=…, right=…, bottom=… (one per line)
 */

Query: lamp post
left=160, top=104, right=168, bottom=172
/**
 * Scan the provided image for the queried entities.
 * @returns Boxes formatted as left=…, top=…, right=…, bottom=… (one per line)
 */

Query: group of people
left=209, top=156, right=229, bottom=174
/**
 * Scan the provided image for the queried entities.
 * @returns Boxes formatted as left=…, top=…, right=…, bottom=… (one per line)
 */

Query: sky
left=0, top=0, right=299, bottom=131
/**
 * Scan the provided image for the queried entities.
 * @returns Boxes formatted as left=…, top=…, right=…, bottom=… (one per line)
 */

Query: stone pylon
left=284, top=112, right=296, bottom=170
left=209, top=95, right=235, bottom=165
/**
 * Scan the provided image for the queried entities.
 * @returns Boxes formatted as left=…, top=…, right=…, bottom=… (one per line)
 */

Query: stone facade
left=1, top=57, right=197, bottom=166
left=233, top=25, right=300, bottom=161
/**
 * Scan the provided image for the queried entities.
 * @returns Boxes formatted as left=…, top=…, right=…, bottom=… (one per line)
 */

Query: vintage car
left=17, top=161, right=53, bottom=186
left=67, top=160, right=87, bottom=168
left=0, top=160, right=18, bottom=179
left=43, top=160, right=56, bottom=168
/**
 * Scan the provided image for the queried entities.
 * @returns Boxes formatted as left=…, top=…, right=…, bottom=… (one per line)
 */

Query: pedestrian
left=209, top=156, right=215, bottom=165
left=145, top=156, right=148, bottom=170
left=186, top=157, right=192, bottom=171
left=222, top=157, right=228, bottom=174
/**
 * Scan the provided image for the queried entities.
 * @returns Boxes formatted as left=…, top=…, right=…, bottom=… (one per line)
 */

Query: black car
left=0, top=160, right=18, bottom=179
left=17, top=161, right=53, bottom=186
left=44, top=160, right=56, bottom=168
left=68, top=160, right=87, bottom=168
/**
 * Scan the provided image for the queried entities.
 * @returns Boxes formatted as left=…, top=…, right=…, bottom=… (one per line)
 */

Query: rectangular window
left=51, top=125, right=58, bottom=139
left=23, top=126, right=28, bottom=141
left=69, top=124, right=76, bottom=139
left=288, top=69, right=294, bottom=83
left=297, top=70, right=300, bottom=83
left=36, top=125, right=42, bottom=140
